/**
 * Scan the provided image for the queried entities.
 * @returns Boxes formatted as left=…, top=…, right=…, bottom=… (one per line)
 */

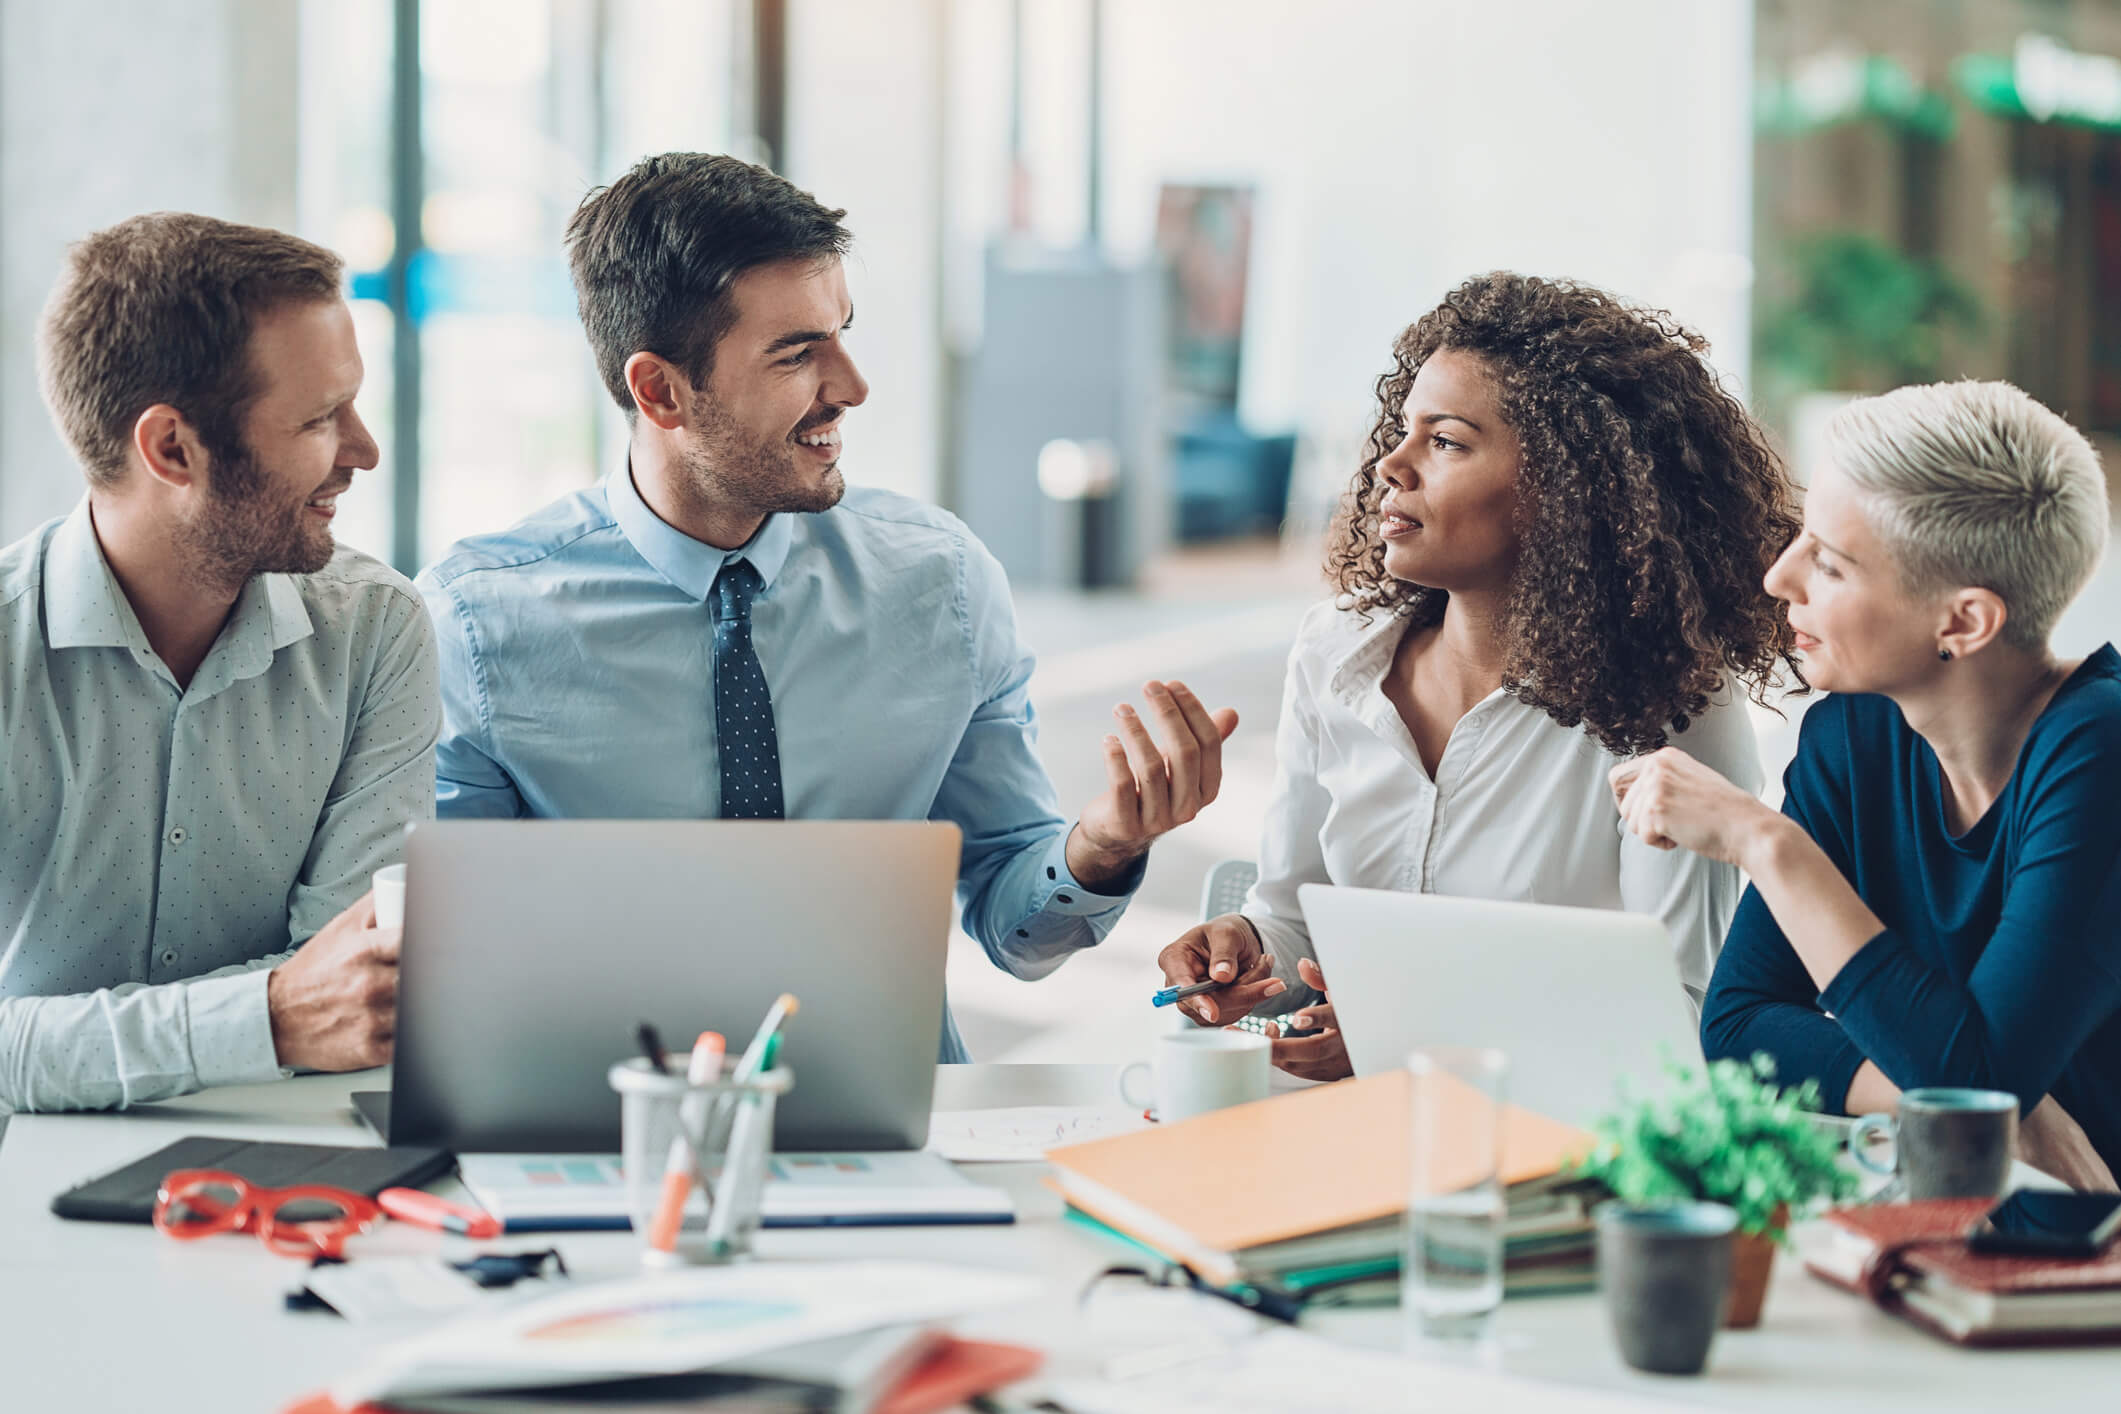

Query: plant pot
left=1725, top=1229, right=1777, bottom=1328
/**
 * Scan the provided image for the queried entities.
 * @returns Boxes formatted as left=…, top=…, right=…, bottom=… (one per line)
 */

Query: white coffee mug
left=1119, top=1029, right=1271, bottom=1124
left=371, top=864, right=406, bottom=930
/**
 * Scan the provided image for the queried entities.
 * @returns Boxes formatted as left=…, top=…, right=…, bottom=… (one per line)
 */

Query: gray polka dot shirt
left=0, top=500, right=441, bottom=1112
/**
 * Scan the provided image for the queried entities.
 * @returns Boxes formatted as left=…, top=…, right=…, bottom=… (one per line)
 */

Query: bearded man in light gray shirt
left=0, top=213, right=438, bottom=1113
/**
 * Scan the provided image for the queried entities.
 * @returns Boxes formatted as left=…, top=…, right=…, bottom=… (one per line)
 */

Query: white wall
left=0, top=0, right=299, bottom=542
left=1091, top=0, right=1755, bottom=439
left=783, top=0, right=948, bottom=504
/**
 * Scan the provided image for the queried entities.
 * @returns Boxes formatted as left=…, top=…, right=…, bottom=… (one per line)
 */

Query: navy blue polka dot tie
left=711, top=559, right=784, bottom=820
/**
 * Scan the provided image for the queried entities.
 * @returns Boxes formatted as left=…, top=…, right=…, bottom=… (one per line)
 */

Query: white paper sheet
left=331, top=1260, right=1042, bottom=1405
left=1050, top=1326, right=1715, bottom=1414
left=925, top=1105, right=1153, bottom=1162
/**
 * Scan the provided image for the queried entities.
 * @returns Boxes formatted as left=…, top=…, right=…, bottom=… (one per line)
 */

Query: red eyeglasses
left=152, top=1169, right=383, bottom=1259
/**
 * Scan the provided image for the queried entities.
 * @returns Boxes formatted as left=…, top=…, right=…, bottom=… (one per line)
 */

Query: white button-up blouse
left=1244, top=600, right=1766, bottom=1016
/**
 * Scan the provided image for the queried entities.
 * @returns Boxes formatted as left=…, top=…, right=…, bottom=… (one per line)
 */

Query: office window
left=298, top=0, right=749, bottom=573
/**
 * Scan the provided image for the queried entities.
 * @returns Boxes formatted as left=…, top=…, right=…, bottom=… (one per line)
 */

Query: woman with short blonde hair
left=1611, top=379, right=2121, bottom=1183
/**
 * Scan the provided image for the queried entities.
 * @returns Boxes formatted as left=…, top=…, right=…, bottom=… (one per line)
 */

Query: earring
left=1938, top=648, right=1954, bottom=662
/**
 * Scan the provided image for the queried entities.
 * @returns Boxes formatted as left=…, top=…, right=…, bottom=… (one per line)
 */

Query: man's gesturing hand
left=267, top=891, right=399, bottom=1072
left=1155, top=913, right=1285, bottom=1025
left=1070, top=680, right=1238, bottom=888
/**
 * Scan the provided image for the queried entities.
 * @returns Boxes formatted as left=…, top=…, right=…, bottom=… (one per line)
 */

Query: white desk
left=2, top=1066, right=2117, bottom=1412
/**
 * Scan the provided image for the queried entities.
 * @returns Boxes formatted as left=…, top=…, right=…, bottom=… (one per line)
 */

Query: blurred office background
left=3, top=0, right=2118, bottom=1061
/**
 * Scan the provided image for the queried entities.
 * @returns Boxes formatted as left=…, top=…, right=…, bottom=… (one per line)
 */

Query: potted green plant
left=1575, top=1053, right=1859, bottom=1328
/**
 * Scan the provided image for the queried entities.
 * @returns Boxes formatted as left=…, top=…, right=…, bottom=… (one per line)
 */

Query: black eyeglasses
left=1081, top=1262, right=1305, bottom=1325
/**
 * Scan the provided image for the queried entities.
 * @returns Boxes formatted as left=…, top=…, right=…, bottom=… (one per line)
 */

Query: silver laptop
left=1298, top=885, right=1701, bottom=1127
left=358, top=820, right=961, bottom=1153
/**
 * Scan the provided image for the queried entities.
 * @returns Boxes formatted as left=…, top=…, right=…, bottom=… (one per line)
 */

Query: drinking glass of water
left=1403, top=1046, right=1508, bottom=1344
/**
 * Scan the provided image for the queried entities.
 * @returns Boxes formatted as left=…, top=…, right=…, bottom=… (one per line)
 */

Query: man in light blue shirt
left=0, top=214, right=437, bottom=1112
left=419, top=154, right=1236, bottom=1061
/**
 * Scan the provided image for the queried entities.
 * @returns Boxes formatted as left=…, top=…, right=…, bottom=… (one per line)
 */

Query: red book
left=1805, top=1199, right=2121, bottom=1348
left=871, top=1339, right=1044, bottom=1414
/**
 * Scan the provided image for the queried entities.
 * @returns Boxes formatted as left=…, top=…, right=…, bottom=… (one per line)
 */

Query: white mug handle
left=1118, top=1061, right=1156, bottom=1114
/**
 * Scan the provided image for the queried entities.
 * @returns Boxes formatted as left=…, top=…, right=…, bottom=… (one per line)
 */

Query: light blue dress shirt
left=416, top=468, right=1138, bottom=1062
left=0, top=501, right=441, bottom=1111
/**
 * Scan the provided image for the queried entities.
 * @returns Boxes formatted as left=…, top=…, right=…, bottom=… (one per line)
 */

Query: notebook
left=1804, top=1198, right=2121, bottom=1347
left=456, top=1150, right=1014, bottom=1231
left=50, top=1136, right=455, bottom=1223
left=279, top=1261, right=1041, bottom=1412
left=1044, top=1069, right=1593, bottom=1287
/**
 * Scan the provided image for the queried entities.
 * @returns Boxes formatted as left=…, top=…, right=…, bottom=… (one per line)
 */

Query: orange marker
left=645, top=1030, right=725, bottom=1256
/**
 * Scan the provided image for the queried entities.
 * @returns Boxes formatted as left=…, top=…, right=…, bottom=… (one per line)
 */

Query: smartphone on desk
left=1966, top=1190, right=2121, bottom=1258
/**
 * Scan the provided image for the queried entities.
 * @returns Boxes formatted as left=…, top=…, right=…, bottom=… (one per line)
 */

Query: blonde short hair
left=1828, top=381, right=2109, bottom=651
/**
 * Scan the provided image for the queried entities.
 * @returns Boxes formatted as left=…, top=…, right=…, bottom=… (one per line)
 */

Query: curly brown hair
left=1327, top=272, right=1803, bottom=755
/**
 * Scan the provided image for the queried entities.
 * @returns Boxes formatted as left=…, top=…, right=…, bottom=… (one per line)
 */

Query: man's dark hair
left=566, top=153, right=852, bottom=420
left=38, top=212, right=344, bottom=486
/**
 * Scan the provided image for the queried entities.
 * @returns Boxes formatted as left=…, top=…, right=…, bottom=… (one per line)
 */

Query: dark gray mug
left=1597, top=1202, right=1736, bottom=1375
left=1849, top=1088, right=2017, bottom=1200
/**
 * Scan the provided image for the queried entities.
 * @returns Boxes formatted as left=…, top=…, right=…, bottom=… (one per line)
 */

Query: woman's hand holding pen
left=1154, top=913, right=1284, bottom=1024
left=1264, top=957, right=1352, bottom=1082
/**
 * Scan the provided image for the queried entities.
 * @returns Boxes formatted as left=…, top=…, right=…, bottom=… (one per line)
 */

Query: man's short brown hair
left=38, top=212, right=344, bottom=486
left=566, top=154, right=850, bottom=421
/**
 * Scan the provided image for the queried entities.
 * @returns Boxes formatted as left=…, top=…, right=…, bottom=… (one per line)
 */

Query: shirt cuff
left=1035, top=831, right=1140, bottom=917
left=185, top=968, right=293, bottom=1091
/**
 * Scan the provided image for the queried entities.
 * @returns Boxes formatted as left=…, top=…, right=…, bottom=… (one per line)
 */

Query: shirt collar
left=43, top=498, right=152, bottom=651
left=606, top=460, right=795, bottom=602
left=1324, top=600, right=1512, bottom=742
left=1325, top=603, right=1415, bottom=706
left=194, top=572, right=315, bottom=696
left=42, top=495, right=314, bottom=672
left=262, top=572, right=316, bottom=651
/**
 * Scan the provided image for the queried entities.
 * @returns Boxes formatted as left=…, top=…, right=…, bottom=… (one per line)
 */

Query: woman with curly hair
left=1154, top=271, right=1802, bottom=1081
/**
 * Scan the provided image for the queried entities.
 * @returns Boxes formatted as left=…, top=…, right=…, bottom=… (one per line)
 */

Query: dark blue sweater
left=1702, top=645, right=2121, bottom=1174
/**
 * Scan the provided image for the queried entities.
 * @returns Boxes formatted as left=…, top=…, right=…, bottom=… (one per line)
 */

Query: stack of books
left=1046, top=1070, right=1601, bottom=1306
left=1804, top=1198, right=2121, bottom=1347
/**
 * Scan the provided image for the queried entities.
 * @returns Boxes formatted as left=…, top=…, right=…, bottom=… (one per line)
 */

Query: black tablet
left=50, top=1135, right=453, bottom=1223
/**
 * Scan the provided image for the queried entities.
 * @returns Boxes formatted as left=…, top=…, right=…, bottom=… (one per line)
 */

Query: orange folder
left=1045, top=1069, right=1592, bottom=1286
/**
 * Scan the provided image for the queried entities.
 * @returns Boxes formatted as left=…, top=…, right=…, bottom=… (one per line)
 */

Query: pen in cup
left=644, top=1029, right=725, bottom=1260
left=637, top=1022, right=672, bottom=1076
left=702, top=994, right=798, bottom=1254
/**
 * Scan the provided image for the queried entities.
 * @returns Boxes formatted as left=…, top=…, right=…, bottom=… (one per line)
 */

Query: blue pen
left=1151, top=979, right=1225, bottom=1008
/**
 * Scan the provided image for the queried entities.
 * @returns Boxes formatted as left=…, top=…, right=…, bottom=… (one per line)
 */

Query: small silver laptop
left=1298, top=885, right=1702, bottom=1127
left=356, top=820, right=961, bottom=1153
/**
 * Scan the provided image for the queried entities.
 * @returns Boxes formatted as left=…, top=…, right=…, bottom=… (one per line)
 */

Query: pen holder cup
left=609, top=1056, right=794, bottom=1266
